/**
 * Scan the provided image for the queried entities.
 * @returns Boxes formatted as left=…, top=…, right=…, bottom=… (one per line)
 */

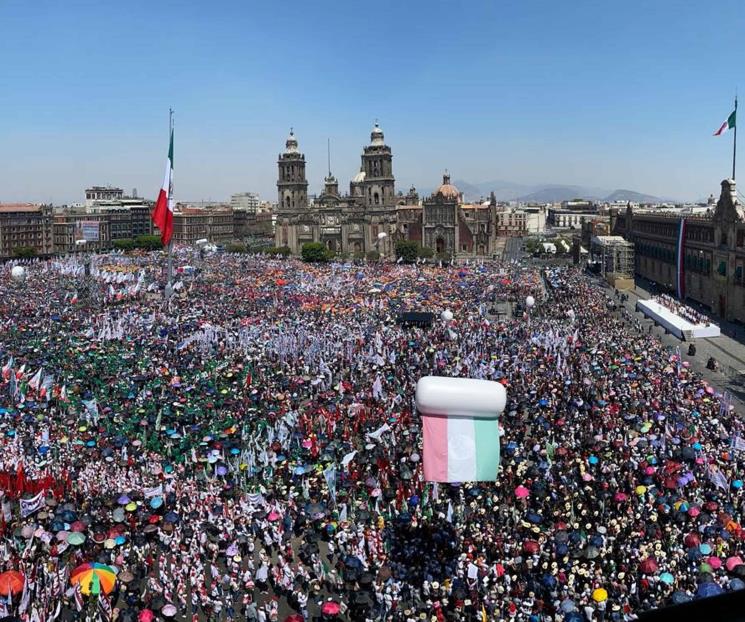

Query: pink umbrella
left=139, top=611, right=155, bottom=622
left=645, top=466, right=655, bottom=475
left=614, top=492, right=628, bottom=502
left=321, top=601, right=341, bottom=615
left=267, top=511, right=281, bottom=522
left=515, top=485, right=530, bottom=499
left=688, top=506, right=701, bottom=518
left=708, top=556, right=722, bottom=570
left=726, top=556, right=744, bottom=572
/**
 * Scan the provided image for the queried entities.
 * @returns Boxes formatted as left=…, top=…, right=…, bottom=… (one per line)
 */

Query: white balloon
left=10, top=266, right=26, bottom=282
left=525, top=295, right=535, bottom=308
left=377, top=232, right=387, bottom=240
left=567, top=309, right=576, bottom=319
left=441, top=309, right=454, bottom=322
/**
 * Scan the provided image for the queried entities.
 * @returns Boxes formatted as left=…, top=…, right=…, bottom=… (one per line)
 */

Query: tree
left=418, top=246, right=434, bottom=259
left=395, top=240, right=419, bottom=263
left=134, top=235, right=164, bottom=250
left=366, top=250, right=380, bottom=261
left=113, top=238, right=136, bottom=251
left=13, top=246, right=36, bottom=259
left=226, top=242, right=247, bottom=254
left=301, top=242, right=331, bottom=263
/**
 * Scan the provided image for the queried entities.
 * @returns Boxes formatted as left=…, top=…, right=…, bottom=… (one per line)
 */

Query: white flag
left=366, top=423, right=391, bottom=441
left=341, top=451, right=357, bottom=469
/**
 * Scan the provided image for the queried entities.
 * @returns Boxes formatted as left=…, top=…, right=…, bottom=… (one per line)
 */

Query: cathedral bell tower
left=360, top=122, right=395, bottom=209
left=277, top=129, right=308, bottom=212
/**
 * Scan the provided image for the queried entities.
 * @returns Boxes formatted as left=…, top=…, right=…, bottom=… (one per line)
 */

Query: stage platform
left=636, top=299, right=721, bottom=340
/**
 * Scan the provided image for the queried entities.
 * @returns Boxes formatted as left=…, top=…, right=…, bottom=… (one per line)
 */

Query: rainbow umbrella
left=70, top=563, right=118, bottom=595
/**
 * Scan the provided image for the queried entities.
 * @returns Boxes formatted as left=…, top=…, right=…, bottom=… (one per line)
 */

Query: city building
left=230, top=192, right=260, bottom=215
left=85, top=186, right=123, bottom=206
left=53, top=212, right=111, bottom=254
left=275, top=126, right=505, bottom=258
left=548, top=207, right=600, bottom=229
left=614, top=178, right=745, bottom=322
left=590, top=235, right=635, bottom=290
left=275, top=125, right=399, bottom=256
left=172, top=206, right=235, bottom=244
left=0, top=203, right=54, bottom=259
left=495, top=206, right=546, bottom=237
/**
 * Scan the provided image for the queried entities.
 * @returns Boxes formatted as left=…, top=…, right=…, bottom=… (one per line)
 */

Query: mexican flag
left=152, top=129, right=174, bottom=245
left=714, top=109, right=736, bottom=136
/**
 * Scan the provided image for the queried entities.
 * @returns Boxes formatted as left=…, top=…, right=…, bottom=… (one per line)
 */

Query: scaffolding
left=591, top=235, right=635, bottom=288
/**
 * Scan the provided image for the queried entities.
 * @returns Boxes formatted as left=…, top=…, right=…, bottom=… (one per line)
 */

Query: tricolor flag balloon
left=417, top=376, right=506, bottom=483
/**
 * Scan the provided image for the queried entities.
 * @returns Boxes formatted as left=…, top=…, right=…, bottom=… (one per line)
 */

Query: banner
left=143, top=484, right=163, bottom=499
left=76, top=220, right=100, bottom=242
left=20, top=490, right=45, bottom=518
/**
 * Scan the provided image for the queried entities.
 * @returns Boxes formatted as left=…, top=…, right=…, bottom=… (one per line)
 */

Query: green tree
left=395, top=240, right=419, bottom=263
left=226, top=242, right=247, bottom=254
left=366, top=249, right=380, bottom=261
left=13, top=246, right=37, bottom=259
left=301, top=242, right=330, bottom=263
left=113, top=238, right=136, bottom=251
left=134, top=235, right=164, bottom=250
left=418, top=246, right=434, bottom=259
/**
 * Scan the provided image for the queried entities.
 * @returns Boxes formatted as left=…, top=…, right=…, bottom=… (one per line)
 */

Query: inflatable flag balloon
left=416, top=376, right=506, bottom=483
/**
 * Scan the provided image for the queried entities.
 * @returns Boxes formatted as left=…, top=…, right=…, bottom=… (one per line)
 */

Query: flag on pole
left=152, top=128, right=174, bottom=245
left=714, top=109, right=737, bottom=136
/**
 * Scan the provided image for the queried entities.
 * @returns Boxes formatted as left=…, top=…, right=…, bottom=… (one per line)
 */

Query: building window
left=374, top=192, right=379, bottom=205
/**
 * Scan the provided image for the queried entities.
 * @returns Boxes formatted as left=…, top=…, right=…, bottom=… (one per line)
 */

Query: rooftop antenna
left=327, top=138, right=332, bottom=177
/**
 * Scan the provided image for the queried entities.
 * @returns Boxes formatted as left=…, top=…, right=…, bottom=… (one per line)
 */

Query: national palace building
left=613, top=178, right=745, bottom=323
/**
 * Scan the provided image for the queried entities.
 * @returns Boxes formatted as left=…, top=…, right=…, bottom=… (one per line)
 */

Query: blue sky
left=1, top=0, right=743, bottom=203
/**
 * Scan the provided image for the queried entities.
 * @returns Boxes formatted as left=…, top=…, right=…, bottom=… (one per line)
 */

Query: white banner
left=20, top=491, right=45, bottom=518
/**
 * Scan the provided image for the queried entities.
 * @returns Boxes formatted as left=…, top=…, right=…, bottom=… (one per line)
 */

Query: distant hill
left=410, top=179, right=671, bottom=204
left=516, top=185, right=601, bottom=203
left=603, top=189, right=664, bottom=203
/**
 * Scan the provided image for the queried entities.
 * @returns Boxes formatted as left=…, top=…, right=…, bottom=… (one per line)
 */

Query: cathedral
left=275, top=124, right=498, bottom=258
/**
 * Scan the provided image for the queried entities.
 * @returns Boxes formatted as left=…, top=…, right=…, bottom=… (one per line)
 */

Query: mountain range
left=433, top=179, right=673, bottom=204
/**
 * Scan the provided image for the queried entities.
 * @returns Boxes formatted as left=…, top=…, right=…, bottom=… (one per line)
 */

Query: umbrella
left=321, top=601, right=341, bottom=615
left=640, top=557, right=658, bottom=574
left=138, top=611, right=154, bottom=622
left=523, top=540, right=540, bottom=554
left=592, top=588, right=608, bottom=603
left=70, top=563, right=117, bottom=595
left=660, top=572, right=674, bottom=585
left=583, top=546, right=600, bottom=560
left=161, top=605, right=177, bottom=618
left=67, top=532, right=86, bottom=546
left=0, top=571, right=24, bottom=596
left=726, top=556, right=744, bottom=572
left=514, top=485, right=530, bottom=498
left=696, top=582, right=723, bottom=598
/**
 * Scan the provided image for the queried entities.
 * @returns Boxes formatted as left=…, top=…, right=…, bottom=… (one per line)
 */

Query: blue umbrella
left=696, top=582, right=723, bottom=599
left=293, top=466, right=306, bottom=475
left=560, top=599, right=577, bottom=613
left=164, top=511, right=180, bottom=523
left=542, top=574, right=557, bottom=589
left=730, top=578, right=745, bottom=591
left=150, top=496, right=164, bottom=510
left=526, top=512, right=543, bottom=524
left=345, top=555, right=364, bottom=569
left=588, top=455, right=599, bottom=465
left=660, top=572, right=674, bottom=585
left=564, top=613, right=583, bottom=622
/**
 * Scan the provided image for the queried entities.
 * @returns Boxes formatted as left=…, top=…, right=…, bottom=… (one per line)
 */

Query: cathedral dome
left=352, top=169, right=366, bottom=183
left=370, top=122, right=385, bottom=146
left=285, top=129, right=299, bottom=154
left=436, top=173, right=460, bottom=200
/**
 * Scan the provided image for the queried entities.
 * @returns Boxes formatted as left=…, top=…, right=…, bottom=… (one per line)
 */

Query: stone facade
left=615, top=178, right=745, bottom=322
left=0, top=203, right=54, bottom=259
left=275, top=127, right=500, bottom=259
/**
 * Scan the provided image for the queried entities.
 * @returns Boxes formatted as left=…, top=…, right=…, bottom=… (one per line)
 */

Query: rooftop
left=0, top=203, right=43, bottom=213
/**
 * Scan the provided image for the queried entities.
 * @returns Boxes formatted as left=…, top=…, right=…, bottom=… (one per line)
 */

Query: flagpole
left=165, top=108, right=174, bottom=300
left=734, top=95, right=738, bottom=180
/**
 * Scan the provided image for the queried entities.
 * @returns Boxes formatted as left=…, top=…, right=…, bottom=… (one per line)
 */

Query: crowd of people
left=0, top=249, right=741, bottom=622
left=652, top=294, right=710, bottom=327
